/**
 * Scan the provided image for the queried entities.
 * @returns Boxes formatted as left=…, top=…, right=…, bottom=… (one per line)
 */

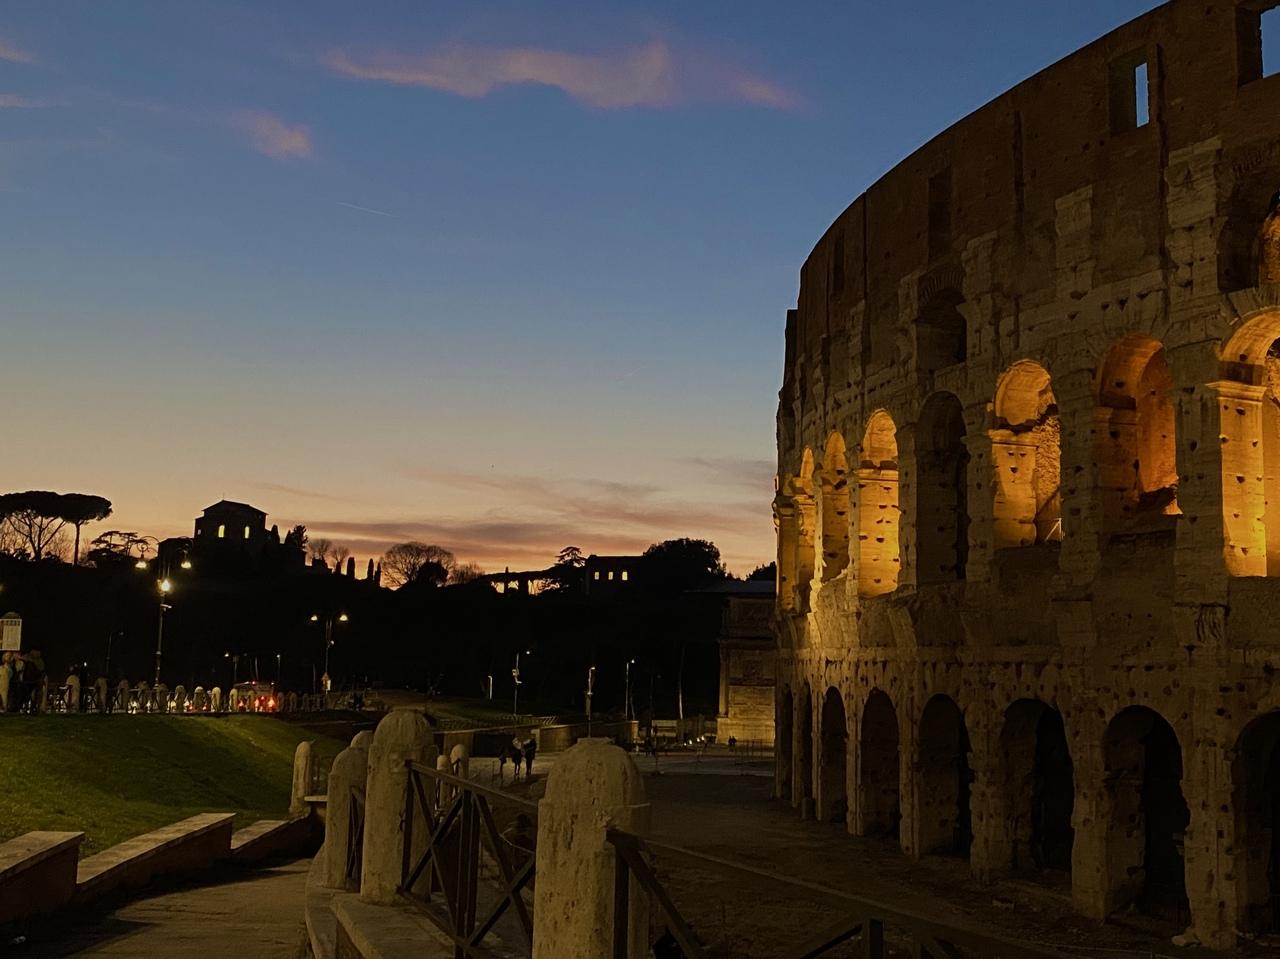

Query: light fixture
left=338, top=613, right=349, bottom=622
left=159, top=578, right=172, bottom=594
left=310, top=614, right=319, bottom=622
left=135, top=558, right=148, bottom=569
left=180, top=559, right=193, bottom=570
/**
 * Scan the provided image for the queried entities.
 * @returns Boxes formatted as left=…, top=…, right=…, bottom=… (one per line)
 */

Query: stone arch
left=918, top=694, right=973, bottom=858
left=1220, top=311, right=1280, bottom=576
left=916, top=392, right=969, bottom=583
left=799, top=682, right=814, bottom=804
left=1095, top=335, right=1178, bottom=527
left=857, top=411, right=901, bottom=596
left=1102, top=706, right=1189, bottom=918
left=992, top=360, right=1062, bottom=549
left=777, top=685, right=794, bottom=802
left=1231, top=710, right=1280, bottom=934
left=819, top=434, right=851, bottom=582
left=917, top=288, right=967, bottom=373
left=858, top=688, right=900, bottom=840
left=995, top=699, right=1074, bottom=875
left=819, top=687, right=849, bottom=823
left=1216, top=163, right=1280, bottom=293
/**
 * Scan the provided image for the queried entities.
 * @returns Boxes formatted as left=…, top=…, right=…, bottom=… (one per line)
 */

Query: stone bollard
left=210, top=686, right=222, bottom=713
left=449, top=742, right=470, bottom=778
left=322, top=738, right=371, bottom=889
left=533, top=738, right=650, bottom=959
left=360, top=709, right=435, bottom=904
left=290, top=740, right=315, bottom=816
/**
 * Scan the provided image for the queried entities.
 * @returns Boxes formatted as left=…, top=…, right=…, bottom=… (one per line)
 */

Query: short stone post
left=322, top=736, right=371, bottom=889
left=290, top=740, right=315, bottom=816
left=532, top=738, right=650, bottom=959
left=449, top=742, right=470, bottom=778
left=360, top=708, right=435, bottom=904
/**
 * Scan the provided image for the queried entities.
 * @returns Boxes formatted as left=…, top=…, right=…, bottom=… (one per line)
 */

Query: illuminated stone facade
left=773, top=1, right=1280, bottom=947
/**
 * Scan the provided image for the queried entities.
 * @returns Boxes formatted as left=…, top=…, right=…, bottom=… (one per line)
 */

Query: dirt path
left=18, top=860, right=310, bottom=958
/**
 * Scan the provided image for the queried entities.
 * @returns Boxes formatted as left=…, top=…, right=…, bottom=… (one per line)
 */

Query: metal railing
left=605, top=829, right=1080, bottom=959
left=401, top=760, right=538, bottom=958
left=346, top=784, right=366, bottom=885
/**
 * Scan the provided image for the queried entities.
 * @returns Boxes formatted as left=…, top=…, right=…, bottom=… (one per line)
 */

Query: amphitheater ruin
left=773, top=0, right=1280, bottom=948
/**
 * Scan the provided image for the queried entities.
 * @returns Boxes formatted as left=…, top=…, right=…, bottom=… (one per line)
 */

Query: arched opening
left=819, top=687, right=848, bottom=823
left=1232, top=711, right=1280, bottom=934
left=998, top=700, right=1074, bottom=875
left=918, top=694, right=972, bottom=857
left=857, top=412, right=900, bottom=596
left=1219, top=314, right=1280, bottom=576
left=778, top=686, right=794, bottom=803
left=992, top=361, right=1062, bottom=549
left=1095, top=335, right=1178, bottom=528
left=795, top=451, right=817, bottom=608
left=917, top=289, right=967, bottom=373
left=819, top=435, right=850, bottom=582
left=1216, top=173, right=1280, bottom=293
left=858, top=689, right=900, bottom=840
left=917, top=392, right=969, bottom=583
left=799, top=683, right=814, bottom=804
left=1103, top=707, right=1189, bottom=918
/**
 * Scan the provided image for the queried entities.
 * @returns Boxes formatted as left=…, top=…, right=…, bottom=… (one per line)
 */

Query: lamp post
left=311, top=612, right=349, bottom=692
left=625, top=658, right=635, bottom=721
left=153, top=578, right=172, bottom=686
left=586, top=665, right=596, bottom=736
left=512, top=649, right=531, bottom=717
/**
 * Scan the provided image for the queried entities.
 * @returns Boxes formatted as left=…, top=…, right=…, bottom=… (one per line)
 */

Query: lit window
left=593, top=571, right=601, bottom=580
left=607, top=571, right=614, bottom=580
left=621, top=570, right=629, bottom=581
left=217, top=524, right=226, bottom=539
left=244, top=526, right=251, bottom=539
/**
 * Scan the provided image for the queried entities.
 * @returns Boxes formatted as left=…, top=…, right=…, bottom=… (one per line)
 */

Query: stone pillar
left=290, top=741, right=314, bottom=816
left=1183, top=733, right=1234, bottom=949
left=966, top=715, right=1004, bottom=883
left=961, top=404, right=995, bottom=584
left=895, top=426, right=920, bottom=590
left=1070, top=742, right=1110, bottom=920
left=532, top=739, right=650, bottom=959
left=1055, top=367, right=1105, bottom=586
left=1209, top=380, right=1267, bottom=578
left=322, top=738, right=370, bottom=889
left=898, top=691, right=921, bottom=859
left=775, top=498, right=799, bottom=612
left=360, top=708, right=435, bottom=905
left=449, top=742, right=470, bottom=778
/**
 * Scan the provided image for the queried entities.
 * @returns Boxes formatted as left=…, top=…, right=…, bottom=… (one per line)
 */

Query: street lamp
left=625, top=658, right=636, bottom=721
left=153, top=578, right=172, bottom=686
left=311, top=612, right=349, bottom=692
left=586, top=665, right=596, bottom=736
left=512, top=648, right=531, bottom=717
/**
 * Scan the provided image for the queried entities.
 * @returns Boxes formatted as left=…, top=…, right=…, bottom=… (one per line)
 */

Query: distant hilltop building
left=583, top=554, right=639, bottom=599
left=194, top=500, right=268, bottom=558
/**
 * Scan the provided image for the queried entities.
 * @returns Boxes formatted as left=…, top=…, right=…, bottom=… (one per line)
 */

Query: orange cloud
left=324, top=38, right=799, bottom=112
left=0, top=36, right=34, bottom=64
left=232, top=111, right=314, bottom=160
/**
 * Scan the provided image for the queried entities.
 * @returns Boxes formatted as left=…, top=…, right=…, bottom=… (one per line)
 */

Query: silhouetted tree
left=556, top=545, right=585, bottom=567
left=0, top=491, right=70, bottom=561
left=641, top=538, right=727, bottom=593
left=284, top=525, right=308, bottom=549
left=382, top=542, right=456, bottom=588
left=746, top=562, right=776, bottom=581
left=451, top=562, right=485, bottom=585
left=59, top=493, right=113, bottom=565
left=87, top=530, right=147, bottom=567
left=331, top=544, right=351, bottom=572
left=308, top=537, right=332, bottom=565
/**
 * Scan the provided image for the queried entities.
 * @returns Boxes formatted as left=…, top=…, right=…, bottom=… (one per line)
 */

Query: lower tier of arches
left=775, top=654, right=1280, bottom=950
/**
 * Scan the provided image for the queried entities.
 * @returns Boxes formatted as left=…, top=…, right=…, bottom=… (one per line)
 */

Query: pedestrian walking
left=522, top=736, right=537, bottom=778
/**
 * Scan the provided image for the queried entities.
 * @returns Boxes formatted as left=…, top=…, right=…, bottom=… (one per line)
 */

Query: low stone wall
left=0, top=832, right=82, bottom=927
left=535, top=719, right=637, bottom=753
left=75, top=812, right=236, bottom=904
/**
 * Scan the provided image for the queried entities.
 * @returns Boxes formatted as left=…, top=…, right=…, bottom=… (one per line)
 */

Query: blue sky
left=0, top=0, right=1159, bottom=573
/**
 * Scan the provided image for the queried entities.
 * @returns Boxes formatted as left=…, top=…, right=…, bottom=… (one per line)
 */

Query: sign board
left=1, top=613, right=21, bottom=652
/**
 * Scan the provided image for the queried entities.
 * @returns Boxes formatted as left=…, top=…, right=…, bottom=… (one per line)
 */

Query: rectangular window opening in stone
left=1238, top=4, right=1280, bottom=84
left=928, top=167, right=952, bottom=260
left=1108, top=51, right=1149, bottom=134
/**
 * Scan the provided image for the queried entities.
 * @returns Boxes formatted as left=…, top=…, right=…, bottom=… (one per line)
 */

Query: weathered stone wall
left=774, top=0, right=1280, bottom=948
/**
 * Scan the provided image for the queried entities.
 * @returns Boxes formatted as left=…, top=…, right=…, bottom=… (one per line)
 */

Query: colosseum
left=773, top=0, right=1280, bottom=948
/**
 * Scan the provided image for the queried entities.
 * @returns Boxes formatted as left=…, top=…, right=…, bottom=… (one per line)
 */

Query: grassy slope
left=0, top=715, right=343, bottom=854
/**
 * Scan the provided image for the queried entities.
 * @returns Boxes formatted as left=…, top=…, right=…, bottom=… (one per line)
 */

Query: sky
left=0, top=0, right=1160, bottom=576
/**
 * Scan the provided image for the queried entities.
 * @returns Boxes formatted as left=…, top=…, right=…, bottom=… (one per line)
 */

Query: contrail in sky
left=336, top=200, right=398, bottom=218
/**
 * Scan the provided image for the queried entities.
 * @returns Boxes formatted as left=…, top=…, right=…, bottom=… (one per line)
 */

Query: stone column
left=898, top=690, right=921, bottom=859
left=895, top=425, right=920, bottom=590
left=960, top=403, right=995, bottom=584
left=1070, top=742, right=1110, bottom=920
left=289, top=740, right=314, bottom=817
left=966, top=713, right=1004, bottom=883
left=322, top=737, right=370, bottom=889
left=360, top=708, right=435, bottom=905
left=1183, top=733, right=1235, bottom=949
left=1055, top=367, right=1105, bottom=586
left=532, top=739, right=650, bottom=959
left=775, top=498, right=799, bottom=612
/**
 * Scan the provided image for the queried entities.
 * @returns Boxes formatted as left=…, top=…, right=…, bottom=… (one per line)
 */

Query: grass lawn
left=0, top=714, right=344, bottom=855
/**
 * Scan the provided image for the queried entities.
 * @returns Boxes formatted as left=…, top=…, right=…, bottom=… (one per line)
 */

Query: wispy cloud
left=0, top=36, right=34, bottom=65
left=231, top=111, right=314, bottom=161
left=0, top=94, right=55, bottom=109
left=681, top=456, right=776, bottom=492
left=251, top=481, right=355, bottom=504
left=324, top=38, right=799, bottom=112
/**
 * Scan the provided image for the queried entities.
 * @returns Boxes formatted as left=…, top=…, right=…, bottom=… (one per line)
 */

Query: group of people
left=499, top=735, right=538, bottom=781
left=0, top=650, right=48, bottom=713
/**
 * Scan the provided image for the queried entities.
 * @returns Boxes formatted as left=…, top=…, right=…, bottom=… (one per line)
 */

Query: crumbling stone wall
left=773, top=0, right=1280, bottom=948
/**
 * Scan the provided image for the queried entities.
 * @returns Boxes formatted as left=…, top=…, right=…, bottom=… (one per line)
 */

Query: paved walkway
left=21, top=860, right=310, bottom=958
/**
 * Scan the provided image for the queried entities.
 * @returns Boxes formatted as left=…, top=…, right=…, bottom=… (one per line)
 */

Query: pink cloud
left=231, top=111, right=314, bottom=161
left=324, top=38, right=799, bottom=112
left=0, top=36, right=34, bottom=64
left=0, top=94, right=51, bottom=109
